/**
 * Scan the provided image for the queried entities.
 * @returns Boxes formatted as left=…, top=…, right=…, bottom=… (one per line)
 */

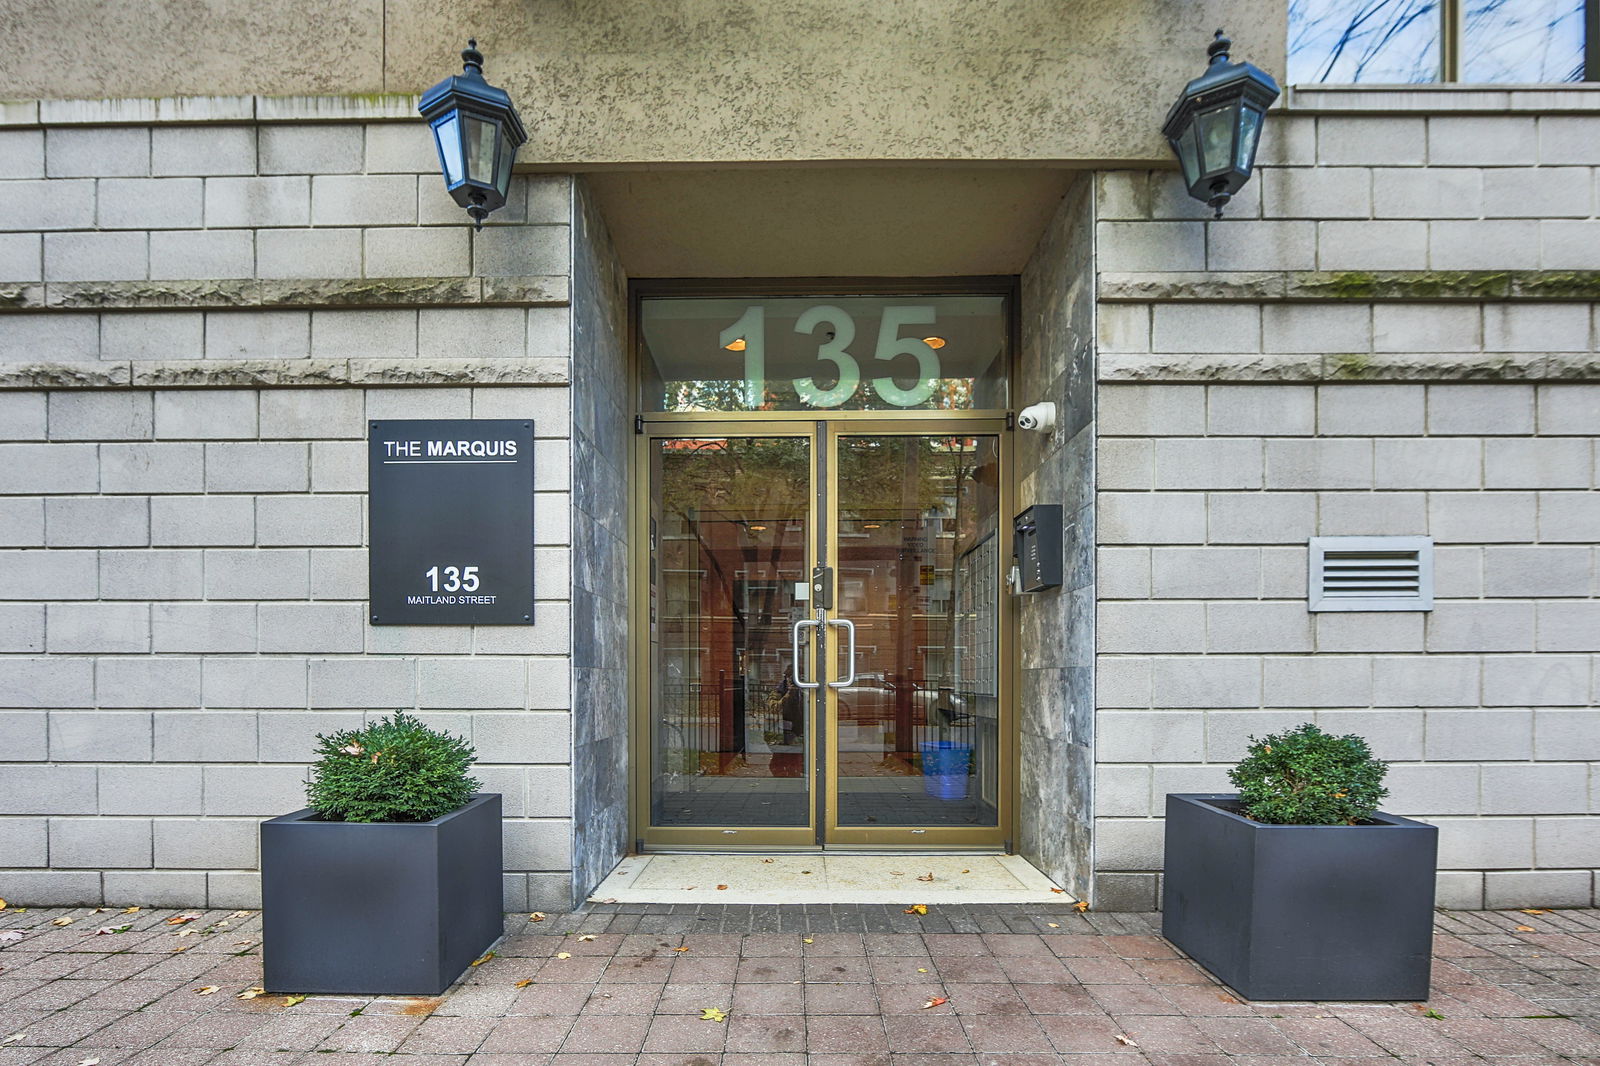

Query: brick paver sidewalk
left=1, top=904, right=1597, bottom=1064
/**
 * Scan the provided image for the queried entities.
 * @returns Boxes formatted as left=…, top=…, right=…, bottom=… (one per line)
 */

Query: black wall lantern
left=419, top=40, right=528, bottom=230
left=1161, top=30, right=1280, bottom=219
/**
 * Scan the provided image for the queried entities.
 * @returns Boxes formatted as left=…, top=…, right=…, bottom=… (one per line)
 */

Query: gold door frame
left=631, top=420, right=821, bottom=850
left=820, top=420, right=1013, bottom=849
left=631, top=418, right=1015, bottom=851
left=629, top=278, right=1020, bottom=852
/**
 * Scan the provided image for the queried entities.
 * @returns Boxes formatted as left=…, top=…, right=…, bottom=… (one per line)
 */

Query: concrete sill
left=1284, top=83, right=1600, bottom=115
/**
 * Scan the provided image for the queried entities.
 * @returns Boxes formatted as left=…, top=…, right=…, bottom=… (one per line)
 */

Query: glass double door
left=638, top=420, right=1009, bottom=848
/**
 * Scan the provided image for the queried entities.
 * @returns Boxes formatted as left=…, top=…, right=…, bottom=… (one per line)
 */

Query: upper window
left=639, top=291, right=1009, bottom=414
left=1289, top=0, right=1595, bottom=83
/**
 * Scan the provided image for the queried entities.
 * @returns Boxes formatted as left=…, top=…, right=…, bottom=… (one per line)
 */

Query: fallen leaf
left=0, top=931, right=23, bottom=943
left=761, top=858, right=774, bottom=863
left=514, top=978, right=533, bottom=988
left=673, top=946, right=690, bottom=953
left=916, top=967, right=929, bottom=973
left=1516, top=925, right=1537, bottom=933
left=194, top=986, right=220, bottom=996
left=555, top=952, right=572, bottom=960
left=716, top=884, right=729, bottom=891
left=904, top=904, right=928, bottom=916
left=1, top=1033, right=24, bottom=1045
left=470, top=952, right=495, bottom=966
left=166, top=914, right=200, bottom=926
left=682, top=886, right=696, bottom=891
left=170, top=945, right=189, bottom=953
left=91, top=908, right=107, bottom=914
left=1073, top=901, right=1089, bottom=913
left=51, top=917, right=76, bottom=927
left=230, top=911, right=253, bottom=918
left=234, top=940, right=254, bottom=947
left=1422, top=1008, right=1445, bottom=1020
left=529, top=912, right=546, bottom=923
left=175, top=929, right=196, bottom=937
left=1520, top=908, right=1549, bottom=915
left=961, top=869, right=971, bottom=874
left=802, top=938, right=814, bottom=944
left=699, top=1007, right=727, bottom=1022
left=283, top=994, right=306, bottom=1007
left=0, top=899, right=6, bottom=911
left=801, top=870, right=812, bottom=875
left=122, top=907, right=140, bottom=914
left=1051, top=888, right=1065, bottom=894
left=94, top=924, right=132, bottom=935
left=576, top=934, right=598, bottom=942
left=1114, top=1034, right=1139, bottom=1047
left=1046, top=923, right=1060, bottom=929
left=236, top=987, right=266, bottom=1000
left=921, top=996, right=949, bottom=1009
left=1217, top=993, right=1238, bottom=1004
left=917, top=873, right=935, bottom=883
left=216, top=921, right=231, bottom=929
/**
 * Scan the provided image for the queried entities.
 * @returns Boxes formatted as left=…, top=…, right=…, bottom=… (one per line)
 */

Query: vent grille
left=1309, top=537, right=1433, bottom=612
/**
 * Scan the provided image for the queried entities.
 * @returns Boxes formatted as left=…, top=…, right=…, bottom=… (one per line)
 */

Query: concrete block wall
left=0, top=109, right=583, bottom=910
left=1092, top=95, right=1600, bottom=911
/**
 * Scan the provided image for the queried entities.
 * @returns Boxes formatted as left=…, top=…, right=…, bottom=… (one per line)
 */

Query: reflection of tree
left=838, top=435, right=985, bottom=717
left=663, top=375, right=975, bottom=414
left=1289, top=0, right=1586, bottom=83
left=659, top=438, right=810, bottom=684
left=1289, top=0, right=1441, bottom=82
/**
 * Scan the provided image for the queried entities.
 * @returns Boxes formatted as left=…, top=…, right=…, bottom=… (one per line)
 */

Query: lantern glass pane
left=1235, top=106, right=1264, bottom=171
left=465, top=116, right=498, bottom=185
left=431, top=113, right=464, bottom=186
left=1197, top=105, right=1236, bottom=177
left=495, top=135, right=515, bottom=199
left=1173, top=122, right=1201, bottom=186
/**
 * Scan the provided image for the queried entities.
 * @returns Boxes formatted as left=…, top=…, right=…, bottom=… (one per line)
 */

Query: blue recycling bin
left=920, top=741, right=972, bottom=800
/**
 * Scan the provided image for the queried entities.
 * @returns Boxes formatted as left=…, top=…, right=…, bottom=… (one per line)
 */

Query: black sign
left=368, top=419, right=535, bottom=625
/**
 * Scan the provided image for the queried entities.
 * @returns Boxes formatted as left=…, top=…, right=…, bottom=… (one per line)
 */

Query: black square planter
left=1161, top=793, right=1437, bottom=1001
left=261, top=793, right=503, bottom=995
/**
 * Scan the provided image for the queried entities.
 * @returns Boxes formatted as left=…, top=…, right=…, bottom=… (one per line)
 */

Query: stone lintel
left=5, top=276, right=569, bottom=313
left=0, top=358, right=570, bottom=390
left=1100, top=351, right=1600, bottom=384
left=1099, top=271, right=1600, bottom=302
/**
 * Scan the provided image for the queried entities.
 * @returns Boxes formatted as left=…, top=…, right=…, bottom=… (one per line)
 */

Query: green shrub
left=1228, top=722, right=1388, bottom=825
left=306, top=711, right=480, bottom=823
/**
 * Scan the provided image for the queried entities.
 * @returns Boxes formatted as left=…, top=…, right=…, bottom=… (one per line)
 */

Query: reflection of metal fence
left=661, top=674, right=984, bottom=771
left=661, top=676, right=785, bottom=764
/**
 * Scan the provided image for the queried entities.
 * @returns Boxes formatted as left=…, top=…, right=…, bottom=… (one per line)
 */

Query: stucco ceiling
left=580, top=166, right=1081, bottom=278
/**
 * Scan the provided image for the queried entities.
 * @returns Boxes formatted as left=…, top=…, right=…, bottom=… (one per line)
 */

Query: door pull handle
left=825, top=618, right=856, bottom=689
left=792, top=618, right=821, bottom=689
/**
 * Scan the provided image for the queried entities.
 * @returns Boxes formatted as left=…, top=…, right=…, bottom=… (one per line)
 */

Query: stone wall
left=0, top=105, right=582, bottom=910
left=1092, top=88, right=1600, bottom=911
left=1015, top=175, right=1097, bottom=899
left=569, top=180, right=632, bottom=907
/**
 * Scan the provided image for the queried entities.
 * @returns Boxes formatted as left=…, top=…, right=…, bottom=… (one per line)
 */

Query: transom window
left=638, top=290, right=1010, bottom=414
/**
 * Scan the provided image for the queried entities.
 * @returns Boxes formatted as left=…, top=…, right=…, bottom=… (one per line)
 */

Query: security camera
left=1016, top=401, right=1057, bottom=432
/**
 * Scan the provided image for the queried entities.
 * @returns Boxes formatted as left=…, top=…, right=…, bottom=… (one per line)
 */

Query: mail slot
left=1012, top=504, right=1063, bottom=593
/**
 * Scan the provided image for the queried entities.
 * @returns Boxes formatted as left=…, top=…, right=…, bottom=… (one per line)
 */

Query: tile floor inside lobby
left=1, top=903, right=1598, bottom=1064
